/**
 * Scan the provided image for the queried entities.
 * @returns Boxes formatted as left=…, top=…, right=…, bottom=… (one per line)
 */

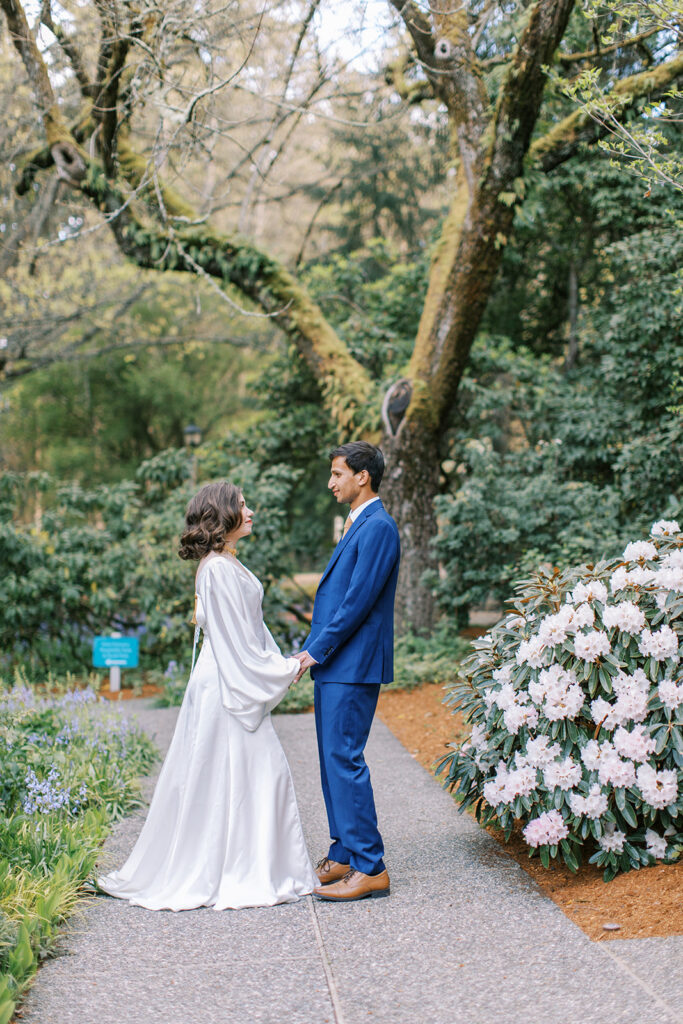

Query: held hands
left=292, top=650, right=317, bottom=684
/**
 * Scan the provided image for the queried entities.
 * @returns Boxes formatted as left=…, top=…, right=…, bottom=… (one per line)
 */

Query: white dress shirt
left=349, top=495, right=381, bottom=522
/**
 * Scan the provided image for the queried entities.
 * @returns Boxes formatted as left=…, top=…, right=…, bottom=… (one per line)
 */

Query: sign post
left=92, top=635, right=139, bottom=693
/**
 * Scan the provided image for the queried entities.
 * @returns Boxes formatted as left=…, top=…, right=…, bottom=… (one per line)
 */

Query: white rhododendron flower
left=572, top=579, right=608, bottom=605
left=573, top=603, right=596, bottom=629
left=638, top=624, right=679, bottom=662
left=524, top=735, right=562, bottom=767
left=651, top=520, right=680, bottom=537
left=611, top=566, right=656, bottom=591
left=636, top=764, right=678, bottom=809
left=645, top=829, right=668, bottom=859
left=568, top=784, right=608, bottom=819
left=537, top=602, right=591, bottom=643
left=490, top=682, right=517, bottom=711
left=597, top=751, right=636, bottom=789
left=602, top=600, right=646, bottom=634
left=623, top=540, right=658, bottom=562
left=599, top=826, right=626, bottom=853
left=506, top=614, right=527, bottom=629
left=613, top=668, right=649, bottom=696
left=589, top=697, right=617, bottom=731
left=504, top=765, right=538, bottom=800
left=627, top=566, right=656, bottom=586
left=484, top=762, right=537, bottom=805
left=528, top=663, right=570, bottom=704
left=483, top=765, right=509, bottom=806
left=492, top=663, right=513, bottom=684
left=538, top=613, right=569, bottom=646
left=658, top=678, right=683, bottom=711
left=491, top=684, right=541, bottom=733
left=544, top=683, right=584, bottom=722
left=515, top=635, right=546, bottom=667
left=573, top=629, right=610, bottom=662
left=613, top=725, right=656, bottom=762
left=528, top=664, right=584, bottom=721
left=522, top=809, right=569, bottom=848
left=612, top=690, right=649, bottom=725
left=610, top=566, right=630, bottom=593
left=542, top=757, right=581, bottom=791
left=581, top=739, right=614, bottom=771
left=503, top=702, right=539, bottom=734
left=589, top=668, right=650, bottom=729
left=606, top=669, right=650, bottom=724
left=463, top=723, right=488, bottom=752
left=654, top=564, right=683, bottom=593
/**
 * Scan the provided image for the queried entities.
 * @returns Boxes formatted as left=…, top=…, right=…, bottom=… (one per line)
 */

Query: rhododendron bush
left=438, top=520, right=682, bottom=880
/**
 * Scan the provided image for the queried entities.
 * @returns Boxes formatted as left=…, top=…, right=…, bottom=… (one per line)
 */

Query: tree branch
left=530, top=53, right=683, bottom=173
left=40, top=3, right=94, bottom=98
left=556, top=26, right=661, bottom=65
left=94, top=34, right=131, bottom=174
left=0, top=0, right=372, bottom=432
left=2, top=333, right=263, bottom=382
left=387, top=0, right=434, bottom=72
left=0, top=172, right=61, bottom=275
left=486, top=0, right=576, bottom=190
left=0, top=0, right=74, bottom=150
left=384, top=49, right=435, bottom=104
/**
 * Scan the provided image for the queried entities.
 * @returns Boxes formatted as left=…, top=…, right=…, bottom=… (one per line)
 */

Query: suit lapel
left=319, top=500, right=384, bottom=585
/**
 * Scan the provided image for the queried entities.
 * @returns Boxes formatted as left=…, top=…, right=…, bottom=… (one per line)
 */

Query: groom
left=295, top=441, right=400, bottom=902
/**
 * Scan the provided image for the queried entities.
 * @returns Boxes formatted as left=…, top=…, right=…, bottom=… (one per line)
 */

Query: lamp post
left=183, top=424, right=203, bottom=485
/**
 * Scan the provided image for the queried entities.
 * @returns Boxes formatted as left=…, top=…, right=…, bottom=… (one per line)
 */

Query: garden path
left=21, top=702, right=683, bottom=1024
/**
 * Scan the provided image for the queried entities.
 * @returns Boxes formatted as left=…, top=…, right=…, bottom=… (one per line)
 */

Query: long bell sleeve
left=197, top=558, right=299, bottom=731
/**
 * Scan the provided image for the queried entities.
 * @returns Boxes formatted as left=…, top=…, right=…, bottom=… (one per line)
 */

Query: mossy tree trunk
left=3, top=0, right=682, bottom=631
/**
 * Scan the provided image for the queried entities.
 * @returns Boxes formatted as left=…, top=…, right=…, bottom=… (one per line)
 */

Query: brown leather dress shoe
left=313, top=868, right=390, bottom=902
left=315, top=858, right=351, bottom=885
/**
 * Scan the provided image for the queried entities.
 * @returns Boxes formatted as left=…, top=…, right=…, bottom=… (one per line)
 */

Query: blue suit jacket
left=305, top=499, right=400, bottom=684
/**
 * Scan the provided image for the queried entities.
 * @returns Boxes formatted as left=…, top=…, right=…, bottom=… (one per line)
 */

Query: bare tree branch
left=0, top=172, right=62, bottom=275
left=40, top=2, right=95, bottom=97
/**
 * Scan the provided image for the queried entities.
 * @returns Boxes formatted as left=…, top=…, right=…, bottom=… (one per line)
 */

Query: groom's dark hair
left=329, top=441, right=385, bottom=492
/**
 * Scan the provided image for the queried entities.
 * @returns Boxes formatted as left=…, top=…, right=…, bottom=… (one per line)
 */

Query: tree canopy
left=2, top=0, right=682, bottom=628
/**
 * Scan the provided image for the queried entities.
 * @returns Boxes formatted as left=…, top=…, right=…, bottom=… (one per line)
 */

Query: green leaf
left=620, top=802, right=637, bottom=829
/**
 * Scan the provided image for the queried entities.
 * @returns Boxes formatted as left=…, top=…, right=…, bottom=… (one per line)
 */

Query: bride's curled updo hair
left=178, top=481, right=242, bottom=561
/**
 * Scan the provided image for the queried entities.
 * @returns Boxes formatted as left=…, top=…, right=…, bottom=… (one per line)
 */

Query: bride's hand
left=294, top=650, right=317, bottom=673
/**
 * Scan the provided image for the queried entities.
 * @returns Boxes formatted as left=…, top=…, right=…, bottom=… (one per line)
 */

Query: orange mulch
left=97, top=682, right=163, bottom=701
left=377, top=682, right=683, bottom=942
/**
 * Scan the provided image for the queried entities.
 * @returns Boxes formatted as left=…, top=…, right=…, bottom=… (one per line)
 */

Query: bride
left=98, top=480, right=317, bottom=911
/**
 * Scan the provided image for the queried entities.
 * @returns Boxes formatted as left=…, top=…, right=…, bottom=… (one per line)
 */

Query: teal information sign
left=92, top=636, right=139, bottom=669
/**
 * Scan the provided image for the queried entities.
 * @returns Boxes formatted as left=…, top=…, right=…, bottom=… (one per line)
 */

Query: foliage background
left=0, top=3, right=681, bottom=677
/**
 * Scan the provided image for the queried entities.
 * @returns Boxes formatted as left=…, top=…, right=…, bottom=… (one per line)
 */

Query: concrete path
left=22, top=703, right=683, bottom=1024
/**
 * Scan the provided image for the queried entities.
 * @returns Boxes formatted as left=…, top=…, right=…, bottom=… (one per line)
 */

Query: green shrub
left=438, top=519, right=683, bottom=881
left=390, top=624, right=469, bottom=691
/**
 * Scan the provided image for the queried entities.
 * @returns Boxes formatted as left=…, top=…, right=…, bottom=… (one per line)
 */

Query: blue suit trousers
left=314, top=680, right=385, bottom=876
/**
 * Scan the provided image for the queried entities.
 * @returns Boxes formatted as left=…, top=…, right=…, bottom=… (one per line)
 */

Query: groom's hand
left=293, top=650, right=317, bottom=682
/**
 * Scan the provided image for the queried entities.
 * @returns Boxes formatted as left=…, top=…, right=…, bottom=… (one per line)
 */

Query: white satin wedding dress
left=98, top=552, right=317, bottom=911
